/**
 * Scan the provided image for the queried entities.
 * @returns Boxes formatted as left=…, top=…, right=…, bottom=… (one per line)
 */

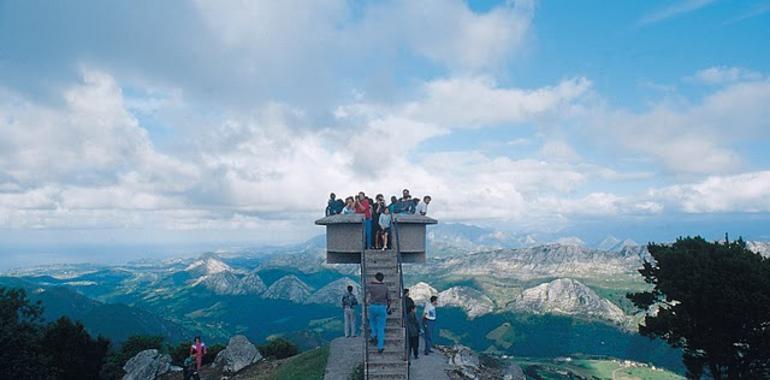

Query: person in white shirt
left=378, top=207, right=392, bottom=250
left=341, top=197, right=356, bottom=215
left=415, top=195, right=431, bottom=216
left=422, top=295, right=438, bottom=355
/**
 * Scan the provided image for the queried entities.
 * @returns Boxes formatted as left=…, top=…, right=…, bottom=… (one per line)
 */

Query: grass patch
left=269, top=346, right=330, bottom=380
left=232, top=346, right=330, bottom=380
left=517, top=357, right=684, bottom=380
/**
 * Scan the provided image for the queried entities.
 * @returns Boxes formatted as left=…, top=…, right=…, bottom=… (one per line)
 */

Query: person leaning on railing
left=326, top=192, right=345, bottom=216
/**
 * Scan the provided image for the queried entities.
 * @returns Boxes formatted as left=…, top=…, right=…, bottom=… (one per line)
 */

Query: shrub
left=101, top=335, right=165, bottom=379
left=258, top=337, right=299, bottom=360
left=203, top=343, right=226, bottom=365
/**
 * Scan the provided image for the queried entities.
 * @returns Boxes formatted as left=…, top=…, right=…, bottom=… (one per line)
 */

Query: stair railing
left=392, top=216, right=409, bottom=378
left=360, top=216, right=369, bottom=378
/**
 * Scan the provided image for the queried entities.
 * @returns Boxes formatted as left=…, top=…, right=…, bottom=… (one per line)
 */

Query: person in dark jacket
left=326, top=193, right=337, bottom=216
left=406, top=304, right=421, bottom=360
left=403, top=288, right=415, bottom=318
left=372, top=194, right=386, bottom=248
left=325, top=193, right=345, bottom=215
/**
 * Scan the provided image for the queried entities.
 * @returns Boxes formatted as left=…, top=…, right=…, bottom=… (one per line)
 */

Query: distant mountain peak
left=263, top=275, right=314, bottom=303
left=438, top=286, right=494, bottom=318
left=597, top=236, right=622, bottom=251
left=185, top=254, right=232, bottom=275
left=554, top=236, right=586, bottom=247
left=510, top=278, right=626, bottom=324
left=306, top=277, right=360, bottom=305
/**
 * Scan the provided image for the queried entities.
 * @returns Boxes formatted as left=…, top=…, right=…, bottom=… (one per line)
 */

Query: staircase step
left=366, top=341, right=405, bottom=350
left=367, top=371, right=409, bottom=380
left=367, top=367, right=408, bottom=375
left=367, top=373, right=408, bottom=380
left=366, top=350, right=406, bottom=361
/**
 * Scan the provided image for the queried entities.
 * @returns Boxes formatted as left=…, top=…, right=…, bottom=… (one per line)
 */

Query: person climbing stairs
left=363, top=249, right=409, bottom=380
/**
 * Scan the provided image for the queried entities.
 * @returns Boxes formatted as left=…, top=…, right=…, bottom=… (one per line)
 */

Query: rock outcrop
left=443, top=345, right=527, bottom=380
left=510, top=278, right=626, bottom=323
left=503, top=362, right=526, bottom=380
left=447, top=345, right=481, bottom=379
left=214, top=335, right=262, bottom=374
left=122, top=349, right=172, bottom=380
left=438, top=286, right=494, bottom=318
left=408, top=281, right=438, bottom=304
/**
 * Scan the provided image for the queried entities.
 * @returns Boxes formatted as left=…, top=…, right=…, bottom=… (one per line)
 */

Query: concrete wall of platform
left=315, top=213, right=437, bottom=264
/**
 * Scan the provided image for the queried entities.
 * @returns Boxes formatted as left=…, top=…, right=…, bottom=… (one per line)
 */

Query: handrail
left=360, top=217, right=369, bottom=379
left=393, top=216, right=409, bottom=379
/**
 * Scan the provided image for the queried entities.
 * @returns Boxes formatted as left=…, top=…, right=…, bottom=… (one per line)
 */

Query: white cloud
left=386, top=0, right=535, bottom=71
left=589, top=79, right=770, bottom=174
left=2, top=64, right=769, bottom=242
left=404, top=76, right=591, bottom=128
left=685, top=66, right=764, bottom=85
left=639, top=0, right=716, bottom=25
left=650, top=171, right=770, bottom=213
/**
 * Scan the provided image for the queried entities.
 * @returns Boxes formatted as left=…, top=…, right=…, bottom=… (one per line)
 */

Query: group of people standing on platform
left=341, top=281, right=438, bottom=359
left=325, top=189, right=431, bottom=250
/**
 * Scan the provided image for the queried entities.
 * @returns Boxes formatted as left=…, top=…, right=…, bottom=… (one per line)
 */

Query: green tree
left=41, top=317, right=110, bottom=380
left=0, top=287, right=49, bottom=379
left=627, top=237, right=770, bottom=379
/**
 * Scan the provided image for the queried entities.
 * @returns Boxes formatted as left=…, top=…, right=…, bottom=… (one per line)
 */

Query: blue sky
left=1, top=0, right=769, bottom=264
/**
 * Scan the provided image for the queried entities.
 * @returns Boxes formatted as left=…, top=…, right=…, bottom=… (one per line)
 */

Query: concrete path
left=409, top=340, right=451, bottom=380
left=324, top=336, right=452, bottom=380
left=324, top=336, right=363, bottom=380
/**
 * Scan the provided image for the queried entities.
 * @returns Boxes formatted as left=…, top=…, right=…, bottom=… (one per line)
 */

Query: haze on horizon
left=1, top=0, right=770, bottom=267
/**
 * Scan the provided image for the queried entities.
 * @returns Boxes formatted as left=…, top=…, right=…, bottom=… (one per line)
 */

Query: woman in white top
left=378, top=207, right=392, bottom=250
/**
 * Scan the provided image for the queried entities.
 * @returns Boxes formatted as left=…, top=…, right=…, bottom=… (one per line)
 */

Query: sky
left=1, top=0, right=770, bottom=266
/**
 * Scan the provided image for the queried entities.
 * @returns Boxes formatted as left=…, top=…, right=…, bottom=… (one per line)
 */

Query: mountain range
left=3, top=223, right=768, bottom=374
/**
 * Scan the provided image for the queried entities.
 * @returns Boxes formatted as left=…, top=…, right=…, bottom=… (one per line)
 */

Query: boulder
left=122, top=349, right=172, bottom=380
left=502, top=362, right=526, bottom=380
left=214, top=335, right=262, bottom=374
left=447, top=345, right=481, bottom=380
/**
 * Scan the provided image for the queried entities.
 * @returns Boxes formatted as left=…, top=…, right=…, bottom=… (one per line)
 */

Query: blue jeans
left=368, top=304, right=387, bottom=350
left=423, top=319, right=435, bottom=354
left=364, top=218, right=373, bottom=248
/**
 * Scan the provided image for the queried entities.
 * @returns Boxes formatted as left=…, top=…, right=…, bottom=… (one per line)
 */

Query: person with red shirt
left=355, top=192, right=373, bottom=248
left=189, top=336, right=207, bottom=371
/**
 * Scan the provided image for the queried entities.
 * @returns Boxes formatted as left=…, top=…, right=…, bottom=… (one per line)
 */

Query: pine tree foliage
left=628, top=237, right=770, bottom=379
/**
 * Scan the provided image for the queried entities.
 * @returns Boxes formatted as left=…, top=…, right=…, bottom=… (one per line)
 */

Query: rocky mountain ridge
left=510, top=278, right=627, bottom=324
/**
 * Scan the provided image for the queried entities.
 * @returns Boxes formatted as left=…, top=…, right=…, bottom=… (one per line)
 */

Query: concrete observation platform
left=314, top=214, right=437, bottom=264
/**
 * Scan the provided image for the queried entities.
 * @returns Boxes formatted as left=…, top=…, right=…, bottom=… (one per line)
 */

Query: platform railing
left=360, top=217, right=369, bottom=379
left=392, top=217, right=409, bottom=379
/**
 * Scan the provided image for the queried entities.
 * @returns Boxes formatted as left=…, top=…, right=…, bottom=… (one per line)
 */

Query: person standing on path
left=341, top=285, right=359, bottom=337
left=403, top=288, right=415, bottom=319
left=367, top=272, right=390, bottom=353
left=422, top=296, right=438, bottom=355
left=406, top=304, right=421, bottom=360
left=189, top=336, right=207, bottom=371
